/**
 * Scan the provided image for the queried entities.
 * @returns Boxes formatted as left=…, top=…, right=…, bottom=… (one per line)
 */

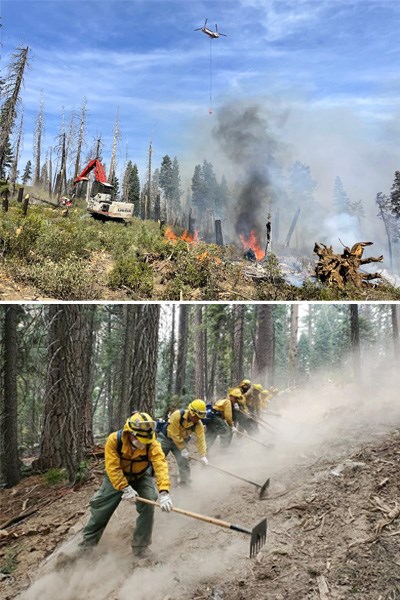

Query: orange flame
left=196, top=251, right=222, bottom=265
left=239, top=230, right=264, bottom=260
left=164, top=227, right=198, bottom=243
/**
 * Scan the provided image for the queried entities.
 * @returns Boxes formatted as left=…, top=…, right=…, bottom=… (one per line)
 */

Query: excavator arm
left=74, top=159, right=108, bottom=184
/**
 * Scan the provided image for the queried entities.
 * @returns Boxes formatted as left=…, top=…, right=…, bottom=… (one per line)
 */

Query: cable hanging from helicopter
left=194, top=19, right=227, bottom=114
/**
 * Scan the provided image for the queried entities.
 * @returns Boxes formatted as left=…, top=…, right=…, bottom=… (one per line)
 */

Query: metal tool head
left=258, top=477, right=270, bottom=500
left=250, top=517, right=267, bottom=558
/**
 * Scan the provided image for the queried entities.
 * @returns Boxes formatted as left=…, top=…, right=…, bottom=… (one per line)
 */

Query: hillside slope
left=1, top=383, right=400, bottom=599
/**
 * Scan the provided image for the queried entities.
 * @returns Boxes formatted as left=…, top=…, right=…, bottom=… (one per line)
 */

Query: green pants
left=205, top=414, right=232, bottom=449
left=158, top=432, right=191, bottom=485
left=81, top=471, right=158, bottom=554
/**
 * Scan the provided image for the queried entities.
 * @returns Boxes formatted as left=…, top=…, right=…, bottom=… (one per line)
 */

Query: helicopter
left=194, top=18, right=227, bottom=39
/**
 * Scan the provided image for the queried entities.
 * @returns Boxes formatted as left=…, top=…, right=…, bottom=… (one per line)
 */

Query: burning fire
left=164, top=227, right=198, bottom=243
left=239, top=230, right=265, bottom=260
left=196, top=251, right=222, bottom=265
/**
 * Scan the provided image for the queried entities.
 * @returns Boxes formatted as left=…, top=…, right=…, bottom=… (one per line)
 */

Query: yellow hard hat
left=229, top=387, right=242, bottom=399
left=253, top=383, right=263, bottom=392
left=239, top=379, right=251, bottom=387
left=188, top=399, right=207, bottom=418
left=124, top=412, right=156, bottom=444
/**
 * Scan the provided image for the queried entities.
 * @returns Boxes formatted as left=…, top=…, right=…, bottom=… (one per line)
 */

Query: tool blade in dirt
left=191, top=457, right=271, bottom=500
left=250, top=517, right=267, bottom=558
left=259, top=477, right=270, bottom=500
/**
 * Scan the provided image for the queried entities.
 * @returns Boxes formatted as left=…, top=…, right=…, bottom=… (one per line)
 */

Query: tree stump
left=314, top=242, right=384, bottom=288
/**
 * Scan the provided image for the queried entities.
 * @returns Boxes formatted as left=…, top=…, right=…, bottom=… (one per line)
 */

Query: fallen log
left=314, top=241, right=383, bottom=289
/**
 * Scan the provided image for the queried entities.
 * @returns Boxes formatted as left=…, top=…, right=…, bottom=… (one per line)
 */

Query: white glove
left=231, top=426, right=238, bottom=433
left=234, top=403, right=240, bottom=410
left=159, top=491, right=173, bottom=512
left=200, top=456, right=209, bottom=466
left=121, top=485, right=138, bottom=501
left=181, top=448, right=190, bottom=460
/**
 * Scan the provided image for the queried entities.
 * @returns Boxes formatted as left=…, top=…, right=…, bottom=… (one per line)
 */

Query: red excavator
left=72, top=158, right=134, bottom=223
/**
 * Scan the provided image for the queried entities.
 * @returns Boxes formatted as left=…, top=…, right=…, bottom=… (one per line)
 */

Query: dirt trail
left=2, top=379, right=400, bottom=600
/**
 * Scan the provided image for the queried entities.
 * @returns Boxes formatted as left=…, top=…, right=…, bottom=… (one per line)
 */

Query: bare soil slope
left=1, top=383, right=400, bottom=600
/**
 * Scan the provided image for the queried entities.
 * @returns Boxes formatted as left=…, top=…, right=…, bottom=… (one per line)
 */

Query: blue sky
left=2, top=0, right=400, bottom=218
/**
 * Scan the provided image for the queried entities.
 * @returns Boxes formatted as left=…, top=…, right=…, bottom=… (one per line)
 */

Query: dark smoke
left=213, top=101, right=285, bottom=240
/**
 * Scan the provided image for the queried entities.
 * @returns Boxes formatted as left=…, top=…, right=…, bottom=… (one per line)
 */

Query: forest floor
left=1, top=381, right=400, bottom=600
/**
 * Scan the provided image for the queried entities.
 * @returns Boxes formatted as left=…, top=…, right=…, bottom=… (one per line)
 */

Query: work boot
left=54, top=544, right=93, bottom=570
left=132, top=547, right=158, bottom=568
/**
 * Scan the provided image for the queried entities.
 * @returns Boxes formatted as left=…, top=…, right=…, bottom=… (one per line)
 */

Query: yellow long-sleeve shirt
left=212, top=397, right=234, bottom=427
left=166, top=409, right=207, bottom=457
left=105, top=429, right=170, bottom=492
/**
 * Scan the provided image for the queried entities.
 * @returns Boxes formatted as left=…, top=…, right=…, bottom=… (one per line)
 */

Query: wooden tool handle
left=135, top=496, right=251, bottom=534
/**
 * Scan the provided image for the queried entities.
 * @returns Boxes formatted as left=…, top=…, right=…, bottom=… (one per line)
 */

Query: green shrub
left=0, top=550, right=18, bottom=574
left=8, top=259, right=101, bottom=300
left=108, top=255, right=154, bottom=297
left=44, top=468, right=67, bottom=485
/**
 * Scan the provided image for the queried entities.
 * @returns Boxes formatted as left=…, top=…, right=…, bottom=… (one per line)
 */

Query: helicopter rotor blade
left=204, top=18, right=208, bottom=26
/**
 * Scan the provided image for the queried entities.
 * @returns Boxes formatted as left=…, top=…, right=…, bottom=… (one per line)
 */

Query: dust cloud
left=18, top=353, right=400, bottom=600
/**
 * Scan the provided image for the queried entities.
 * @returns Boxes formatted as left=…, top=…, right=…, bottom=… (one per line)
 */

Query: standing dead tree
left=314, top=241, right=384, bottom=289
left=0, top=47, right=29, bottom=177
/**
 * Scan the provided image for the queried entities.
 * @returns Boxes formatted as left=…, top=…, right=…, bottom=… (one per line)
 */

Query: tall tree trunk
left=232, top=305, right=244, bottom=384
left=207, top=309, right=225, bottom=400
left=34, top=94, right=43, bottom=186
left=175, top=305, right=190, bottom=397
left=350, top=304, right=361, bottom=379
left=128, top=305, right=160, bottom=415
left=38, top=305, right=94, bottom=481
left=73, top=97, right=87, bottom=180
left=392, top=304, right=399, bottom=359
left=80, top=306, right=96, bottom=450
left=253, top=305, right=274, bottom=387
left=288, top=304, right=299, bottom=385
left=194, top=306, right=205, bottom=399
left=167, top=305, right=176, bottom=397
left=1, top=306, right=21, bottom=486
left=108, top=110, right=119, bottom=182
left=115, top=305, right=134, bottom=426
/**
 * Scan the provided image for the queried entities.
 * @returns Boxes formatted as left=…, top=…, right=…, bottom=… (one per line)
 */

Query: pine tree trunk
left=115, top=305, right=134, bottom=426
left=288, top=305, right=299, bottom=385
left=232, top=305, right=244, bottom=384
left=253, top=305, right=274, bottom=387
left=128, top=305, right=160, bottom=415
left=167, top=305, right=176, bottom=397
left=350, top=304, right=361, bottom=379
left=1, top=306, right=21, bottom=486
left=194, top=306, right=205, bottom=399
left=392, top=304, right=399, bottom=358
left=175, top=306, right=190, bottom=397
left=38, top=305, right=94, bottom=481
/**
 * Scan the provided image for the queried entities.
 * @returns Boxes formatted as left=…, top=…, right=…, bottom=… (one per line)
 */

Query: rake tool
left=238, top=408, right=277, bottom=433
left=135, top=496, right=267, bottom=558
left=235, top=428, right=274, bottom=450
left=191, top=457, right=270, bottom=500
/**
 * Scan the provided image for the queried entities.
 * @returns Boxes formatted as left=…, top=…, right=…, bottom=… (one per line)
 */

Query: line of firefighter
left=78, top=380, right=278, bottom=562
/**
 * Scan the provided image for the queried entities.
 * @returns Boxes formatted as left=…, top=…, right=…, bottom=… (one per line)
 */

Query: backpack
left=157, top=409, right=187, bottom=438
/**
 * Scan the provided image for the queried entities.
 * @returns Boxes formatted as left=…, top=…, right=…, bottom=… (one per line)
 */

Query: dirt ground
left=1, top=383, right=400, bottom=600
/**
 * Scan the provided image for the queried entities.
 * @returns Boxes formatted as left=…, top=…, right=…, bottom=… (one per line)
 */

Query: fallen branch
left=0, top=507, right=38, bottom=529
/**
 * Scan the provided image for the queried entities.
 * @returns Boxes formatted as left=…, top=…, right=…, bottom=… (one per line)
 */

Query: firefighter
left=80, top=412, right=173, bottom=559
left=157, top=399, right=208, bottom=486
left=246, top=383, right=264, bottom=418
left=261, top=387, right=279, bottom=409
left=205, top=388, right=241, bottom=448
left=236, top=379, right=255, bottom=433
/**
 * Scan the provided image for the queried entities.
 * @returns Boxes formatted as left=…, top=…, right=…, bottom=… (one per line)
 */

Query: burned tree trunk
left=314, top=242, right=383, bottom=289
